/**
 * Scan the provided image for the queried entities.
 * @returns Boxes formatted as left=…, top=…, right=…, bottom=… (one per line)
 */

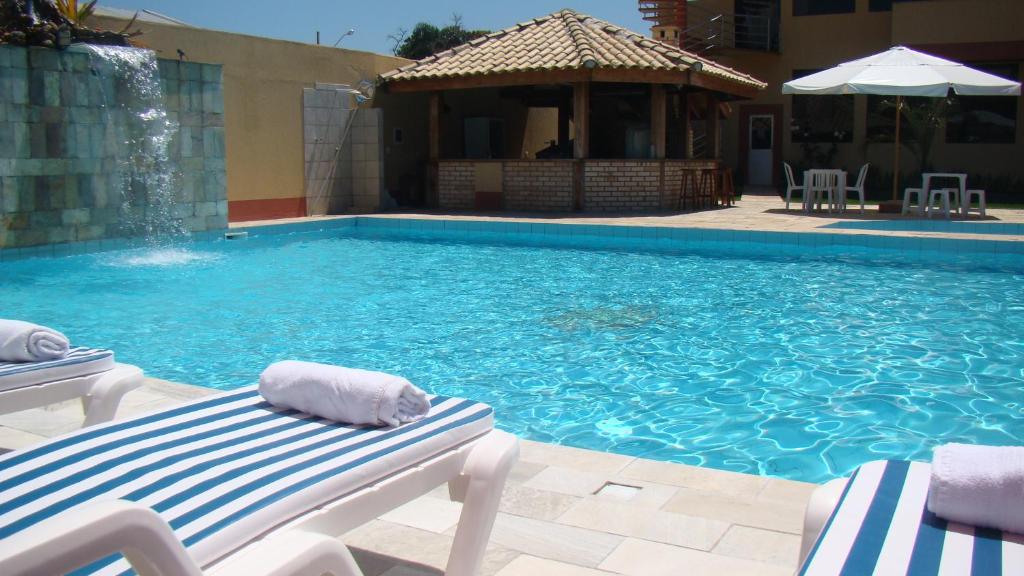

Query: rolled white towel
left=927, top=443, right=1024, bottom=534
left=258, top=360, right=431, bottom=427
left=0, top=319, right=70, bottom=362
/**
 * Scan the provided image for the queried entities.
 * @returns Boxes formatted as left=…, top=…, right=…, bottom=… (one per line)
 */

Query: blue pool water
left=3, top=223, right=1023, bottom=483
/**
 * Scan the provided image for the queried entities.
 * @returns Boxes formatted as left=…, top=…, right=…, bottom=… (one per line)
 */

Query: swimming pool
left=2, top=219, right=1023, bottom=483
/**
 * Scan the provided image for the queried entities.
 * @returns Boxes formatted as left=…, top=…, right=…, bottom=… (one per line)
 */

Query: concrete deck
left=0, top=378, right=814, bottom=576
left=233, top=194, right=1024, bottom=244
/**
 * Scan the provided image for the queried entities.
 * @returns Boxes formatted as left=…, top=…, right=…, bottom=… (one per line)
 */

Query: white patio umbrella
left=782, top=46, right=1020, bottom=200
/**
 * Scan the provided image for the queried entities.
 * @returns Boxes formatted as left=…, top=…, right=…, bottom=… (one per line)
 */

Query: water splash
left=84, top=45, right=187, bottom=244
left=108, top=248, right=220, bottom=268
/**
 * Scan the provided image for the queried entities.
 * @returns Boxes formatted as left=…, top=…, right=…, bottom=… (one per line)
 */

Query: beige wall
left=88, top=15, right=410, bottom=214
left=680, top=0, right=1023, bottom=193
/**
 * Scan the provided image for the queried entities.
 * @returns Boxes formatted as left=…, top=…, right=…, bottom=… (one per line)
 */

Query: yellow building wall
left=87, top=15, right=411, bottom=220
left=682, top=0, right=1023, bottom=196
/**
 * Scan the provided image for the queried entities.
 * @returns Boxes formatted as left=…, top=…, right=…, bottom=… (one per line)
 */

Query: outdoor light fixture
left=333, top=29, right=355, bottom=47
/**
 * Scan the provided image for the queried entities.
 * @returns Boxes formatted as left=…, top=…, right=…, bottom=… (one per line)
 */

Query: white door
left=747, top=115, right=774, bottom=186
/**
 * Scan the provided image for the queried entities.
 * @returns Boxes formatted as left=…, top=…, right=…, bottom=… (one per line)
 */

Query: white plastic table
left=803, top=169, right=846, bottom=213
left=919, top=172, right=967, bottom=216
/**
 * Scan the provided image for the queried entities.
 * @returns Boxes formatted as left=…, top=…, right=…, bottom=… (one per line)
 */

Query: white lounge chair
left=0, top=385, right=518, bottom=576
left=784, top=162, right=805, bottom=211
left=798, top=460, right=1023, bottom=575
left=0, top=346, right=144, bottom=427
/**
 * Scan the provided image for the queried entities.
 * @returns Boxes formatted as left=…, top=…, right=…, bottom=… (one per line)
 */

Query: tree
left=394, top=14, right=488, bottom=60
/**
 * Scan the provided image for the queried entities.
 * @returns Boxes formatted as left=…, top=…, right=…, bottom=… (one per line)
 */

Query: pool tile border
left=2, top=215, right=1023, bottom=264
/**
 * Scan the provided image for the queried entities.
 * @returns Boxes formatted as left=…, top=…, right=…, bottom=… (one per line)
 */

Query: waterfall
left=83, top=45, right=188, bottom=243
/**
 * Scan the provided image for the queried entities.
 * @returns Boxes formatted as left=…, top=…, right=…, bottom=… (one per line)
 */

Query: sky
left=97, top=1, right=654, bottom=56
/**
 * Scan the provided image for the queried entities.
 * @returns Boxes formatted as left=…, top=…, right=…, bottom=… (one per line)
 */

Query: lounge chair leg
left=799, top=477, right=849, bottom=567
left=82, top=364, right=145, bottom=426
left=445, top=430, right=519, bottom=576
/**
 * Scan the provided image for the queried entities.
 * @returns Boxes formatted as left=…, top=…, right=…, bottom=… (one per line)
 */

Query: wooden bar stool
left=697, top=169, right=717, bottom=209
left=716, top=168, right=734, bottom=207
left=678, top=169, right=698, bottom=211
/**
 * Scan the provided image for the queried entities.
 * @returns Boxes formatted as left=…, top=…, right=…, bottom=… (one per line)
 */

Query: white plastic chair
left=842, top=163, right=868, bottom=214
left=783, top=162, right=805, bottom=211
left=928, top=188, right=954, bottom=219
left=805, top=170, right=837, bottom=214
left=902, top=188, right=925, bottom=215
left=963, top=189, right=987, bottom=218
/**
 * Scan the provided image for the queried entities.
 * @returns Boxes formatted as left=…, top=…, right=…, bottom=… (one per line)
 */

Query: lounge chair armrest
left=82, top=363, right=145, bottom=426
left=209, top=530, right=363, bottom=576
left=799, top=477, right=849, bottom=567
left=0, top=500, right=203, bottom=576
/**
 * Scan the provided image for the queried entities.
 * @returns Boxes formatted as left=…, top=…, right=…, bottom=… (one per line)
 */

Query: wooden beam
left=385, top=69, right=587, bottom=92
left=651, top=84, right=666, bottom=159
left=706, top=93, right=720, bottom=159
left=685, top=94, right=694, bottom=159
left=573, top=82, right=590, bottom=160
left=688, top=71, right=761, bottom=100
left=385, top=68, right=761, bottom=99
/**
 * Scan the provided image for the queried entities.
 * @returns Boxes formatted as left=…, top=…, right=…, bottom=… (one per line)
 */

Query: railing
left=681, top=11, right=777, bottom=54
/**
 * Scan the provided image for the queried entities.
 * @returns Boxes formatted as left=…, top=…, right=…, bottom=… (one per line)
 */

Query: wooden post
left=706, top=94, right=720, bottom=159
left=892, top=95, right=902, bottom=201
left=572, top=82, right=590, bottom=211
left=651, top=84, right=666, bottom=159
left=572, top=82, right=590, bottom=159
left=428, top=92, right=440, bottom=207
left=684, top=93, right=694, bottom=159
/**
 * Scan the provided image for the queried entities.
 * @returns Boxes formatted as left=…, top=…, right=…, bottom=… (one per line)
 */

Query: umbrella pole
left=892, top=95, right=902, bottom=201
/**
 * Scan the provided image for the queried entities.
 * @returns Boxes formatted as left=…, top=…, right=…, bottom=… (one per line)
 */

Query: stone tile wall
left=0, top=45, right=226, bottom=250
left=302, top=86, right=382, bottom=215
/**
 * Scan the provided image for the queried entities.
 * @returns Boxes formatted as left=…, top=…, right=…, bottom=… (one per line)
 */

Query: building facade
left=675, top=0, right=1023, bottom=200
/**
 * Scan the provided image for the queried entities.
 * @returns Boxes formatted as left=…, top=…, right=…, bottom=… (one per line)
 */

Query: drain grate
left=593, top=481, right=642, bottom=500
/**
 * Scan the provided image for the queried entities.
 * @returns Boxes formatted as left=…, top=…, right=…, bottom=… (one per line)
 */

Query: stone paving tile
left=759, top=476, right=820, bottom=504
left=661, top=486, right=806, bottom=535
left=599, top=538, right=792, bottom=576
left=518, top=439, right=635, bottom=475
left=712, top=525, right=802, bottom=568
left=477, top=512, right=624, bottom=568
left=343, top=520, right=519, bottom=576
left=556, top=499, right=730, bottom=550
left=499, top=483, right=581, bottom=521
left=379, top=495, right=464, bottom=534
left=506, top=459, right=547, bottom=485
left=0, top=425, right=48, bottom=451
left=522, top=465, right=608, bottom=497
left=620, top=458, right=769, bottom=499
left=496, top=554, right=618, bottom=576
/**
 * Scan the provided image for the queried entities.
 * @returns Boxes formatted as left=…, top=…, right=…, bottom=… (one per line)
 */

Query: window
left=946, top=64, right=1018, bottom=144
left=790, top=70, right=853, bottom=143
left=869, top=0, right=929, bottom=12
left=793, top=0, right=855, bottom=16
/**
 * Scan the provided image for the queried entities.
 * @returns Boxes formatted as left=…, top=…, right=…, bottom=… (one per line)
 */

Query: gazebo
left=379, top=9, right=766, bottom=212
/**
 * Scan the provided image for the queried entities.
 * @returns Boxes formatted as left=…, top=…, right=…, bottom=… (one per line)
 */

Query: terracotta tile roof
left=380, top=9, right=766, bottom=90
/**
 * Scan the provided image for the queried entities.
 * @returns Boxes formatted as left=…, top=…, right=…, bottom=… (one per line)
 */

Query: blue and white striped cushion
left=0, top=347, right=115, bottom=393
left=800, top=460, right=1024, bottom=575
left=0, top=385, right=494, bottom=576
